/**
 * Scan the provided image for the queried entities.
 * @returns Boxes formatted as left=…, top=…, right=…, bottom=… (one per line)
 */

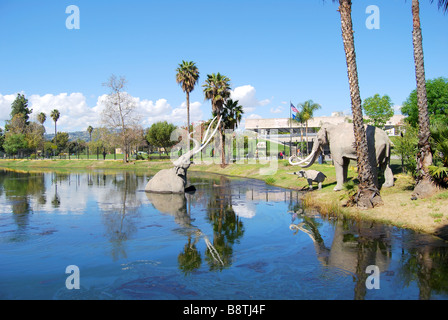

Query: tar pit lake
left=0, top=168, right=448, bottom=300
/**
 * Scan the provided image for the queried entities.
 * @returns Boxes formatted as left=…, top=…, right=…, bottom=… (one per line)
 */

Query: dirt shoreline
left=1, top=159, right=447, bottom=240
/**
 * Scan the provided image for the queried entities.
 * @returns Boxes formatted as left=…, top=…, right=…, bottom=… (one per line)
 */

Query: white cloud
left=0, top=93, right=18, bottom=125
left=247, top=114, right=262, bottom=120
left=0, top=92, right=203, bottom=132
left=270, top=106, right=283, bottom=114
left=393, top=105, right=402, bottom=114
left=230, top=85, right=271, bottom=114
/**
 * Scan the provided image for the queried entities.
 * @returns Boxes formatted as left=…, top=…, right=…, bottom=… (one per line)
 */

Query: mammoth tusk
left=194, top=116, right=222, bottom=155
left=202, top=116, right=218, bottom=145
left=289, top=151, right=315, bottom=166
left=173, top=116, right=222, bottom=166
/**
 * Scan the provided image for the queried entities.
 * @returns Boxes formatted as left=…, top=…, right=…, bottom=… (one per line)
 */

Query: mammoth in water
left=145, top=116, right=222, bottom=193
left=289, top=122, right=394, bottom=192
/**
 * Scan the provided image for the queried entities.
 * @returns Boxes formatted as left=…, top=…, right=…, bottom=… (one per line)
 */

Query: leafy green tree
left=391, top=124, right=419, bottom=175
left=44, top=141, right=57, bottom=155
left=429, top=120, right=448, bottom=186
left=10, top=94, right=32, bottom=126
left=402, top=77, right=448, bottom=127
left=52, top=132, right=69, bottom=154
left=3, top=133, right=28, bottom=156
left=25, top=122, right=45, bottom=156
left=362, top=94, right=394, bottom=128
left=145, top=121, right=178, bottom=155
left=0, top=128, right=5, bottom=152
left=176, top=61, right=200, bottom=137
left=6, top=114, right=27, bottom=135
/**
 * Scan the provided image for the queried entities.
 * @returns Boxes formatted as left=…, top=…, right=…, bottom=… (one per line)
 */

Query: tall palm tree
left=298, top=100, right=321, bottom=156
left=332, top=0, right=382, bottom=208
left=36, top=112, right=46, bottom=158
left=203, top=73, right=231, bottom=167
left=50, top=109, right=60, bottom=138
left=176, top=61, right=200, bottom=137
left=410, top=0, right=448, bottom=199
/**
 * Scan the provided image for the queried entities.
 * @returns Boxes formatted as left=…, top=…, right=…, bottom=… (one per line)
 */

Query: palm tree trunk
left=220, top=123, right=226, bottom=167
left=305, top=121, right=308, bottom=156
left=186, top=91, right=191, bottom=136
left=411, top=0, right=437, bottom=199
left=339, top=0, right=382, bottom=208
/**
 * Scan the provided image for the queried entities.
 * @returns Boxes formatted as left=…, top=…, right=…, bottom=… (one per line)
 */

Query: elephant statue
left=145, top=116, right=222, bottom=193
left=289, top=122, right=394, bottom=192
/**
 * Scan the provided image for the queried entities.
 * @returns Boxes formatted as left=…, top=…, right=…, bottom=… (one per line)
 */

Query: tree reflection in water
left=288, top=202, right=448, bottom=300
left=205, top=176, right=244, bottom=271
left=146, top=175, right=245, bottom=275
left=100, top=172, right=141, bottom=261
left=0, top=169, right=46, bottom=237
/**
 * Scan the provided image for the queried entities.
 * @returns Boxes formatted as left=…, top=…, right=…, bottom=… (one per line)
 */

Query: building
left=245, top=113, right=405, bottom=154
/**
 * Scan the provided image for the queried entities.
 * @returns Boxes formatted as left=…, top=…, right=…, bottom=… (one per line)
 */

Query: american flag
left=291, top=103, right=299, bottom=114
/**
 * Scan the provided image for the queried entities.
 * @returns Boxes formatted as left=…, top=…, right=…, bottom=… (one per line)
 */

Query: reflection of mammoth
left=290, top=123, right=394, bottom=191
left=145, top=192, right=191, bottom=227
left=145, top=192, right=225, bottom=267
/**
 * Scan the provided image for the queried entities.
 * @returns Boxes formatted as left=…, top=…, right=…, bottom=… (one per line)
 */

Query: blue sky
left=0, top=0, right=447, bottom=132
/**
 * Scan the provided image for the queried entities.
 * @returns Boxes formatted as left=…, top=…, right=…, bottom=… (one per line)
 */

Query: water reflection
left=289, top=205, right=448, bottom=300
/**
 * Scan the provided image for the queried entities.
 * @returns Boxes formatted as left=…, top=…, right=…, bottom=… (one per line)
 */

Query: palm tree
left=223, top=99, right=244, bottom=131
left=203, top=73, right=231, bottom=167
left=332, top=0, right=382, bottom=208
left=50, top=109, right=60, bottom=138
left=36, top=112, right=46, bottom=158
left=87, top=126, right=93, bottom=142
left=410, top=0, right=448, bottom=199
left=176, top=61, right=200, bottom=137
left=298, top=100, right=321, bottom=156
left=37, top=112, right=46, bottom=127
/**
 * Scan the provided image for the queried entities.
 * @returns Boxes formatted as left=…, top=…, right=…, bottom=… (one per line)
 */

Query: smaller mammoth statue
left=294, top=170, right=327, bottom=191
left=145, top=116, right=221, bottom=194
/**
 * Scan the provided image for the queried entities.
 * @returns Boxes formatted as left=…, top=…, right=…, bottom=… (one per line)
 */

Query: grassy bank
left=1, top=158, right=447, bottom=239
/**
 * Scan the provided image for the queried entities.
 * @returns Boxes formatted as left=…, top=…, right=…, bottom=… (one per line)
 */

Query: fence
left=0, top=148, right=170, bottom=161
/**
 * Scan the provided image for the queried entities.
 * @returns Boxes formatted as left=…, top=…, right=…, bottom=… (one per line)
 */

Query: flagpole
left=290, top=101, right=292, bottom=156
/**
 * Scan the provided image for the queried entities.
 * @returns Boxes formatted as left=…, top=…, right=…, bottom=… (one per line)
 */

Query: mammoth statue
left=289, top=122, right=394, bottom=192
left=145, top=116, right=221, bottom=193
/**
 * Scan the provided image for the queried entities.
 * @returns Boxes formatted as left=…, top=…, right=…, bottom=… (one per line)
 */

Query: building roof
left=245, top=114, right=405, bottom=130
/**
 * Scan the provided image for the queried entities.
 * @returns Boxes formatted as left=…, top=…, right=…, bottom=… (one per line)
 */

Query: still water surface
left=1, top=168, right=448, bottom=300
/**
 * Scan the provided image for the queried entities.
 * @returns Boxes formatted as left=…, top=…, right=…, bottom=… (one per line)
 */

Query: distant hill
left=45, top=131, right=92, bottom=142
